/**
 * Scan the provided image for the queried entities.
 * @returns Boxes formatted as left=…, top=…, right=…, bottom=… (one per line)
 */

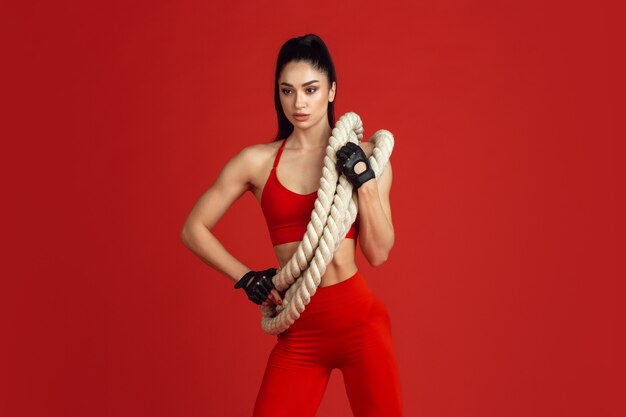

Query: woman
left=180, top=34, right=403, bottom=417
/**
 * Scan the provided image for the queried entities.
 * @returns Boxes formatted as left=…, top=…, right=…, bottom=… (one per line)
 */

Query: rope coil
left=259, top=112, right=394, bottom=335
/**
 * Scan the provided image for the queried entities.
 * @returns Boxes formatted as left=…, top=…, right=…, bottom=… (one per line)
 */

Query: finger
left=346, top=142, right=360, bottom=151
left=252, top=284, right=269, bottom=301
left=271, top=288, right=282, bottom=304
left=260, top=276, right=275, bottom=293
left=264, top=268, right=277, bottom=277
left=250, top=293, right=264, bottom=304
left=337, top=149, right=349, bottom=160
left=337, top=146, right=351, bottom=157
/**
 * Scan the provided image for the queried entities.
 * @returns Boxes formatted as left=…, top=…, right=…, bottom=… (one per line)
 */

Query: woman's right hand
left=262, top=286, right=286, bottom=307
left=234, top=267, right=283, bottom=306
left=263, top=267, right=285, bottom=306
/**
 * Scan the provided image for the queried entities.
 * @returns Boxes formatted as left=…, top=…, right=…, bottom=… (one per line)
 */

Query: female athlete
left=180, top=33, right=403, bottom=417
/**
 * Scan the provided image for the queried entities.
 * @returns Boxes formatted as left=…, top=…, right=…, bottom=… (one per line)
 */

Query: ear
left=329, top=81, right=337, bottom=102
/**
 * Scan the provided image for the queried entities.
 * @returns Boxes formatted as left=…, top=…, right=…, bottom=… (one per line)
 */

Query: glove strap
left=354, top=169, right=375, bottom=188
left=234, top=270, right=255, bottom=289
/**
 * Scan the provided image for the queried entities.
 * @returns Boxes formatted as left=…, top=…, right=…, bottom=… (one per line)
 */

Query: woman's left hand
left=336, top=142, right=375, bottom=188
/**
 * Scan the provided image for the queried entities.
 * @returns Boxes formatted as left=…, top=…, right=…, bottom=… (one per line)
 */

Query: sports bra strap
left=272, top=140, right=287, bottom=169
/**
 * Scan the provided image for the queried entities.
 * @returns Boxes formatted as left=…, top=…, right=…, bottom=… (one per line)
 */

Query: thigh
left=253, top=340, right=331, bottom=417
left=340, top=297, right=404, bottom=417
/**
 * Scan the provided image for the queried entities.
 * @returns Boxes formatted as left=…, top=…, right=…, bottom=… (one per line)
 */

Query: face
left=278, top=60, right=336, bottom=130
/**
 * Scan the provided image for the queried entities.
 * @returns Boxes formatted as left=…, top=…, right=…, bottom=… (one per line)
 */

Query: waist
left=274, top=238, right=357, bottom=267
left=278, top=269, right=376, bottom=337
left=297, top=269, right=373, bottom=314
left=269, top=223, right=358, bottom=247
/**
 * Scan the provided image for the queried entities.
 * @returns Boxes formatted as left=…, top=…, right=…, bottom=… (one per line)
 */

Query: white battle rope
left=259, top=112, right=394, bottom=335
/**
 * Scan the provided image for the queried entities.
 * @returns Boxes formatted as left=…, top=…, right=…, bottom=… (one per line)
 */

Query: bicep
left=183, top=148, right=252, bottom=230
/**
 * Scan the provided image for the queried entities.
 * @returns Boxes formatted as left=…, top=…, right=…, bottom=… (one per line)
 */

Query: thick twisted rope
left=259, top=112, right=394, bottom=335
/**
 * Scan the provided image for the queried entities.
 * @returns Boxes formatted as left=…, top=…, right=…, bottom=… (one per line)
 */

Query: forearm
left=356, top=179, right=394, bottom=265
left=180, top=223, right=250, bottom=283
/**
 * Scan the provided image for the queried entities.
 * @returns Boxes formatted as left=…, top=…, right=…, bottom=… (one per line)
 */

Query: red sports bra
left=261, top=139, right=359, bottom=247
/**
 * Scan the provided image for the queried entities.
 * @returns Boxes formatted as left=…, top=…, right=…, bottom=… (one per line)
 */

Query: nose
left=295, top=90, right=306, bottom=110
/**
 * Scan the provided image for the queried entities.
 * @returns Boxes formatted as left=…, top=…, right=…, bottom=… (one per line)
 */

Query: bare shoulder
left=232, top=140, right=280, bottom=168
left=238, top=139, right=285, bottom=191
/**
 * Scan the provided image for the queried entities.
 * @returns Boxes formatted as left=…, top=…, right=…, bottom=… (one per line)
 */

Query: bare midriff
left=273, top=237, right=359, bottom=287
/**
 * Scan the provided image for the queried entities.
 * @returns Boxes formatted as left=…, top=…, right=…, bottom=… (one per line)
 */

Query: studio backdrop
left=2, top=1, right=617, bottom=417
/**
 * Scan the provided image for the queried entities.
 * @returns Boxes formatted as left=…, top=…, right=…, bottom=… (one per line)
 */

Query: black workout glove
left=234, top=267, right=277, bottom=305
left=336, top=142, right=375, bottom=189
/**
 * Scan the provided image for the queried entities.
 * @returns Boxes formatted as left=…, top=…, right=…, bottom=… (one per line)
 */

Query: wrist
left=234, top=270, right=255, bottom=289
left=354, top=169, right=375, bottom=189
left=231, top=264, right=253, bottom=282
left=357, top=177, right=377, bottom=196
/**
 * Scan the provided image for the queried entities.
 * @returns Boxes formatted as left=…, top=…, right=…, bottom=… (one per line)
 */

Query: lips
left=293, top=113, right=310, bottom=121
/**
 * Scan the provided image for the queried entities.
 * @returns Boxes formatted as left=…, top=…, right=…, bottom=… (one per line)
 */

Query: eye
left=281, top=89, right=293, bottom=95
left=306, top=88, right=317, bottom=94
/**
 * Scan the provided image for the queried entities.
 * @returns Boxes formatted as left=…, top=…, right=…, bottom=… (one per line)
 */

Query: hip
left=278, top=270, right=391, bottom=340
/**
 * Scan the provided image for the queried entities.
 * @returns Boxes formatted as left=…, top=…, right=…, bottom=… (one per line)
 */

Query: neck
left=287, top=117, right=332, bottom=150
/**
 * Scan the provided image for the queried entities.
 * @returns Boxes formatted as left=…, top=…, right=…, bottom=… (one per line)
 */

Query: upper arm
left=377, top=159, right=394, bottom=228
left=182, top=146, right=255, bottom=231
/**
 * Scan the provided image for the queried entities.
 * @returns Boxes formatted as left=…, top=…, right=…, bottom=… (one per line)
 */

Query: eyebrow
left=279, top=80, right=320, bottom=87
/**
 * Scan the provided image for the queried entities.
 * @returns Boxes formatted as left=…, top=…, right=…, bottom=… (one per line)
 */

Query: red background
left=2, top=1, right=619, bottom=416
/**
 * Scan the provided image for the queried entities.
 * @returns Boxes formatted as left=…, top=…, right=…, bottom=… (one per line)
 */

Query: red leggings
left=253, top=270, right=403, bottom=417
